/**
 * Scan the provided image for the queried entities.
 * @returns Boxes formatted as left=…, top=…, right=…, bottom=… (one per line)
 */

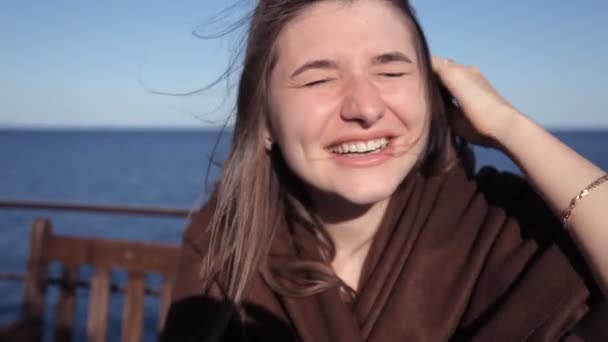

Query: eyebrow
left=289, top=51, right=414, bottom=79
left=290, top=59, right=338, bottom=79
left=372, top=51, right=413, bottom=65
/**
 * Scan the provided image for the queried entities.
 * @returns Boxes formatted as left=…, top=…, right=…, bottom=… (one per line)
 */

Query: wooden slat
left=48, top=236, right=179, bottom=275
left=157, top=279, right=174, bottom=334
left=87, top=267, right=111, bottom=342
left=55, top=263, right=79, bottom=342
left=21, top=218, right=52, bottom=341
left=121, top=271, right=146, bottom=342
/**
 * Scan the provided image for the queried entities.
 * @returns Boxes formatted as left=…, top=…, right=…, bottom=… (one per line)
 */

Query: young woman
left=163, top=0, right=607, bottom=340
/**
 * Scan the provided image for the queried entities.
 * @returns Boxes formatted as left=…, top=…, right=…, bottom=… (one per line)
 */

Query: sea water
left=0, top=129, right=606, bottom=340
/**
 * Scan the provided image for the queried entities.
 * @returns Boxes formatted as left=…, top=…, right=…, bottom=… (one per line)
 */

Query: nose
left=340, top=77, right=385, bottom=127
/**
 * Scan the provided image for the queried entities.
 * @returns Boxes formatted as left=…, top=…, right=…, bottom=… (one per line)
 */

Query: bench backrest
left=21, top=218, right=180, bottom=342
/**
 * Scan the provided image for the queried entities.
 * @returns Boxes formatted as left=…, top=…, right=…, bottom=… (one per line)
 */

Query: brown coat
left=163, top=166, right=599, bottom=341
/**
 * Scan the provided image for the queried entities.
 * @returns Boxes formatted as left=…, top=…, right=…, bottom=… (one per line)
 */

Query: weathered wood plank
left=157, top=279, right=174, bottom=334
left=87, top=267, right=111, bottom=342
left=21, top=218, right=52, bottom=341
left=55, top=263, right=79, bottom=342
left=122, top=271, right=146, bottom=342
left=48, top=236, right=179, bottom=275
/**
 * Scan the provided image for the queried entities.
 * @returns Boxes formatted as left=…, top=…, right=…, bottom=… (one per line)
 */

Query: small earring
left=264, top=139, right=274, bottom=151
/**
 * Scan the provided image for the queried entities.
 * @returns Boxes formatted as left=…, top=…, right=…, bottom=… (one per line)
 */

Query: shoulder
left=181, top=190, right=219, bottom=254
left=169, top=190, right=221, bottom=301
left=454, top=167, right=600, bottom=339
left=473, top=166, right=557, bottom=237
left=475, top=166, right=534, bottom=206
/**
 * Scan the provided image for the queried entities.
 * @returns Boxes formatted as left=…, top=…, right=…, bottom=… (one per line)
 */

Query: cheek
left=383, top=80, right=429, bottom=128
left=269, top=91, right=333, bottom=149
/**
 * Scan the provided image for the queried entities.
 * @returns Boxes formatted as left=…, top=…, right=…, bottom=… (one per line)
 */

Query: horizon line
left=1, top=124, right=608, bottom=133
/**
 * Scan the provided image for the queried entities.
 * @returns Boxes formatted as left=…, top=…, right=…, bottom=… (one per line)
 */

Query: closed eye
left=303, top=79, right=334, bottom=87
left=379, top=72, right=407, bottom=77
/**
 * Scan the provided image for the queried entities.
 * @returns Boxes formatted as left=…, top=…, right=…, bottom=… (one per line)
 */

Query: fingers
left=432, top=56, right=481, bottom=74
left=431, top=56, right=459, bottom=72
left=431, top=56, right=449, bottom=72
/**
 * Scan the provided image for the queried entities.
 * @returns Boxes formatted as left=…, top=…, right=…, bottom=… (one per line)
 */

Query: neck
left=310, top=193, right=390, bottom=291
left=312, top=194, right=390, bottom=259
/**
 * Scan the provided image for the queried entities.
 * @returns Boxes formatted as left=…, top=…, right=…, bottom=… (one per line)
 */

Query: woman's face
left=268, top=0, right=430, bottom=207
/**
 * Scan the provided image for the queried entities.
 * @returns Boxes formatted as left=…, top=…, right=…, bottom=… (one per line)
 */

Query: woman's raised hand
left=431, top=56, right=520, bottom=149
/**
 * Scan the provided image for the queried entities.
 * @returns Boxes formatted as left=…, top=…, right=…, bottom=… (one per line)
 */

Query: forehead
left=274, top=0, right=416, bottom=64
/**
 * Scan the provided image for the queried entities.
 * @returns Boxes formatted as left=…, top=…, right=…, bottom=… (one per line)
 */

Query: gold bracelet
left=561, top=174, right=608, bottom=228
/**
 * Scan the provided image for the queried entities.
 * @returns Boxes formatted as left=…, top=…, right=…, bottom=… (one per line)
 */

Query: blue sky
left=1, top=0, right=606, bottom=129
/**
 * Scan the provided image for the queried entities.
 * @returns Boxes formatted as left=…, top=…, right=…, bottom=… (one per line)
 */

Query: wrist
left=492, top=109, right=534, bottom=153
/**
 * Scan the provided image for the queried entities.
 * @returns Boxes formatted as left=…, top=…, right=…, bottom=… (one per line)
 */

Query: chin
left=333, top=178, right=402, bottom=206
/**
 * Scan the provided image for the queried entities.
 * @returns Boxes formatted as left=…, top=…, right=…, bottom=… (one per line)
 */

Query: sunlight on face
left=268, top=0, right=430, bottom=208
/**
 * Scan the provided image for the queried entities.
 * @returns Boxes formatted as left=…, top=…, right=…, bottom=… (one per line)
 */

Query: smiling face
left=267, top=0, right=430, bottom=210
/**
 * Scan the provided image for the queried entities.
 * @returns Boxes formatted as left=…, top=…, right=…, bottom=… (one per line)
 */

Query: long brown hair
left=200, top=0, right=460, bottom=305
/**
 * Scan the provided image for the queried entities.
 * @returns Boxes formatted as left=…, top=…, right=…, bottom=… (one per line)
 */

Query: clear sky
left=1, top=0, right=607, bottom=129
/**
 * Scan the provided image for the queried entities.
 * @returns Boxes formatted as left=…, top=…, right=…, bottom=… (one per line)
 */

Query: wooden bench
left=0, top=218, right=180, bottom=342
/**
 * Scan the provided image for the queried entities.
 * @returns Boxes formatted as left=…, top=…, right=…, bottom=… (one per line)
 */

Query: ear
left=264, top=136, right=274, bottom=151
left=263, top=128, right=274, bottom=151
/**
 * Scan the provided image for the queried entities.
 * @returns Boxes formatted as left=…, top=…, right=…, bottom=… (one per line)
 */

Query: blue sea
left=0, top=129, right=607, bottom=340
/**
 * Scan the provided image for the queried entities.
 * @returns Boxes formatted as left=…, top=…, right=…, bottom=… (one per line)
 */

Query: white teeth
left=329, top=138, right=389, bottom=155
